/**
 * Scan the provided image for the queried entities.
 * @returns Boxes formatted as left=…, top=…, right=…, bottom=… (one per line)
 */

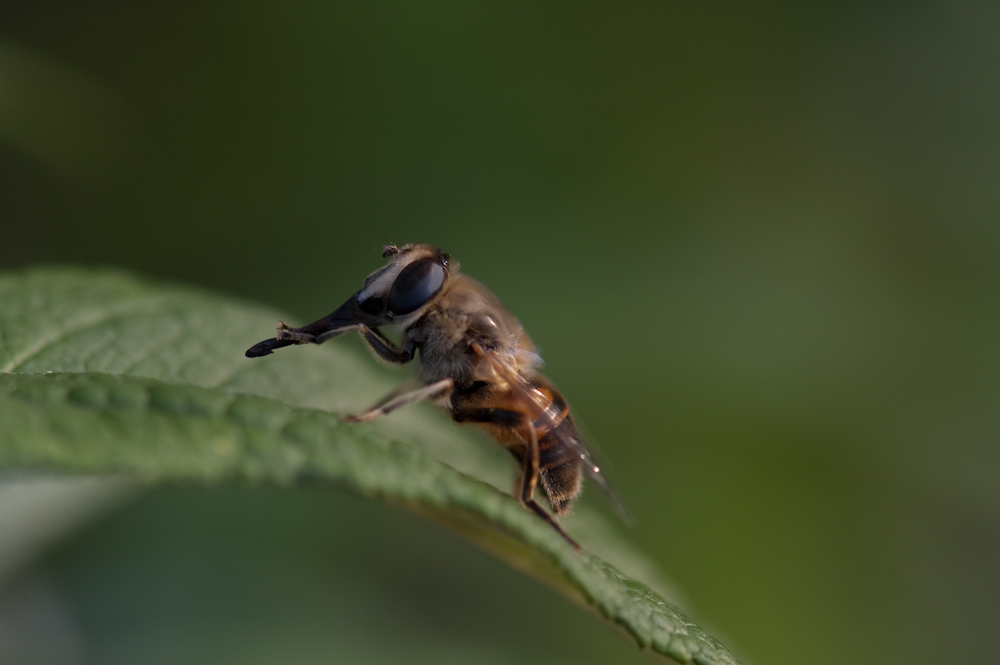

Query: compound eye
left=387, top=258, right=445, bottom=315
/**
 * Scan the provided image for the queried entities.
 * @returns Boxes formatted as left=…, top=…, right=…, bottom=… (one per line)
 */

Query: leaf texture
left=0, top=268, right=741, bottom=665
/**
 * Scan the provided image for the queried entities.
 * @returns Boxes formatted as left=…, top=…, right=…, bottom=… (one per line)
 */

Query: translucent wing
left=472, top=343, right=633, bottom=524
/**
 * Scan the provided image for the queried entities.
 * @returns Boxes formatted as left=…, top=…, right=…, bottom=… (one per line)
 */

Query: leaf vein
left=1, top=298, right=170, bottom=373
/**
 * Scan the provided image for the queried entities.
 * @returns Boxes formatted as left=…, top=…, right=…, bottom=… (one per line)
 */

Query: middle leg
left=342, top=378, right=453, bottom=423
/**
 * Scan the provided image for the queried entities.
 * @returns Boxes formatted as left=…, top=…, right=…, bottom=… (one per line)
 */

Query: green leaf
left=0, top=267, right=741, bottom=665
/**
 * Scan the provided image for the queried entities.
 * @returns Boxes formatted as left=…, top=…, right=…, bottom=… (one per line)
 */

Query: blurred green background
left=2, top=1, right=999, bottom=663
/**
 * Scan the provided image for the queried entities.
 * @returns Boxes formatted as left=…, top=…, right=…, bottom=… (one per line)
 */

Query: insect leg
left=451, top=408, right=581, bottom=548
left=276, top=320, right=323, bottom=343
left=360, top=378, right=421, bottom=412
left=342, top=378, right=453, bottom=423
left=357, top=325, right=415, bottom=365
left=521, top=421, right=580, bottom=549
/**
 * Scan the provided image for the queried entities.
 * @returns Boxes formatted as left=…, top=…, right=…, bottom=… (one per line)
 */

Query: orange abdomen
left=462, top=379, right=583, bottom=514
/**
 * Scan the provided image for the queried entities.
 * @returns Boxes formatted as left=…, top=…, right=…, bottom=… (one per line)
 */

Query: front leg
left=276, top=320, right=326, bottom=343
left=246, top=321, right=328, bottom=357
left=358, top=326, right=416, bottom=365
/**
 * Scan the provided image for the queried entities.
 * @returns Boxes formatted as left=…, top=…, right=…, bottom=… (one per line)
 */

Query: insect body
left=246, top=243, right=627, bottom=548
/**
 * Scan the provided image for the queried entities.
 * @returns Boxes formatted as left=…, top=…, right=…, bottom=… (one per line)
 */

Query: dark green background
left=2, top=2, right=998, bottom=664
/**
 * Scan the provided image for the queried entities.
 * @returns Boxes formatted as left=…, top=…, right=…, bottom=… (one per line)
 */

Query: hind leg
left=452, top=407, right=581, bottom=550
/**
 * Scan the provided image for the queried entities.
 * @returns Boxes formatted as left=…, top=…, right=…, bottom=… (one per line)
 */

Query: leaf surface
left=0, top=268, right=741, bottom=665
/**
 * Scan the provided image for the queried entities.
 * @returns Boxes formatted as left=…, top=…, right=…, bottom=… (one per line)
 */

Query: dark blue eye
left=387, top=258, right=445, bottom=315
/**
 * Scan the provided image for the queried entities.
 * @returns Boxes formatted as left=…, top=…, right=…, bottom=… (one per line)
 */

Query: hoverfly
left=246, top=243, right=628, bottom=548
